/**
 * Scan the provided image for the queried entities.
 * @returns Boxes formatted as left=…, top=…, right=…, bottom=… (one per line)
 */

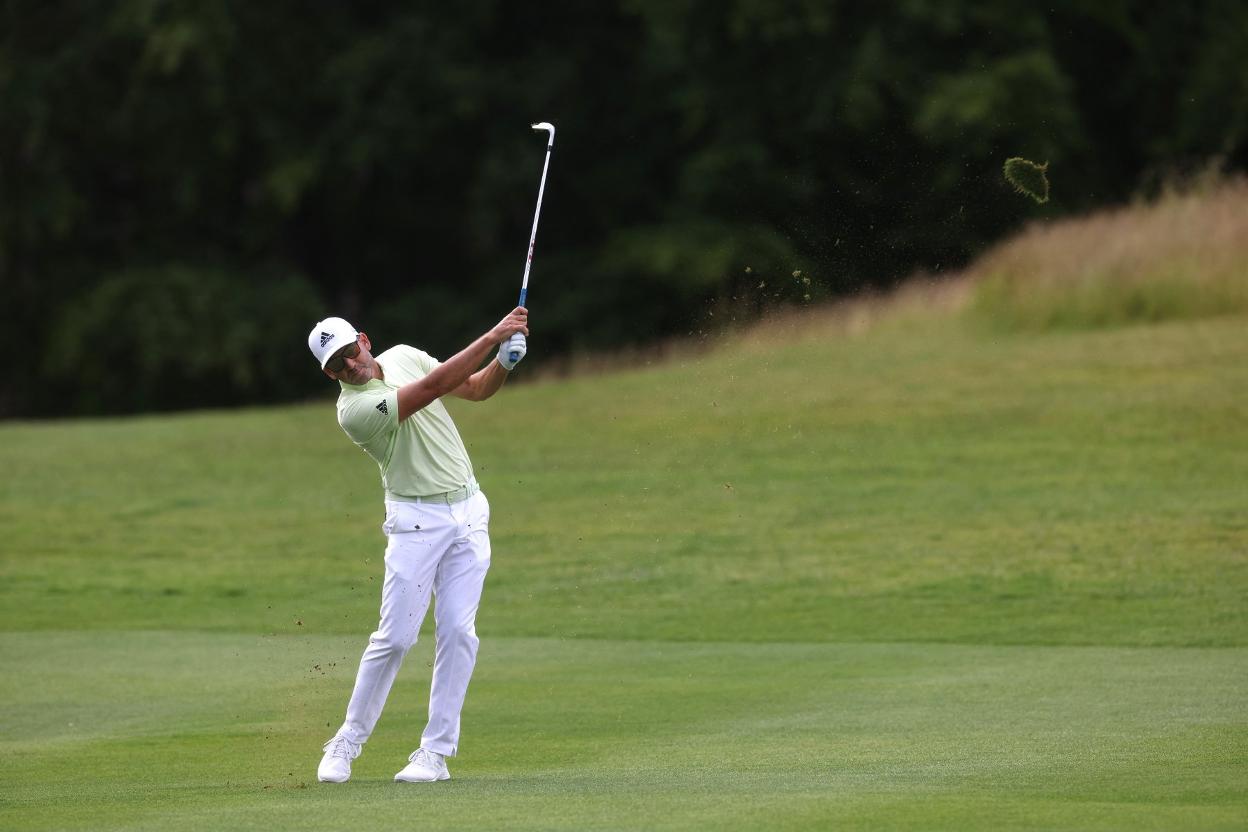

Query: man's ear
left=358, top=332, right=373, bottom=352
left=322, top=367, right=336, bottom=380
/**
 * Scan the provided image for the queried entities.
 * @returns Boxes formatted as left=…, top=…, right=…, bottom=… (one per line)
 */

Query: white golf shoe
left=394, top=747, right=450, bottom=783
left=318, top=734, right=361, bottom=783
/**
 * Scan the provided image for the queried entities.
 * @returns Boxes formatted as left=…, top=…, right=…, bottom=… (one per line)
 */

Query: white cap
left=308, top=316, right=359, bottom=368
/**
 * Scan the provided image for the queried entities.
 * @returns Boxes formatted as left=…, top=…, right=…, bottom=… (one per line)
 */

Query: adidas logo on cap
left=309, top=317, right=359, bottom=368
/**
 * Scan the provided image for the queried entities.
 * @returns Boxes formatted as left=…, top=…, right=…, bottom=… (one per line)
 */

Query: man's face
left=323, top=333, right=378, bottom=385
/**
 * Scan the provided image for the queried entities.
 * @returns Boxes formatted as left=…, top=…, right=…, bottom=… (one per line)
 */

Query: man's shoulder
left=375, top=344, right=412, bottom=362
left=336, top=380, right=389, bottom=412
left=336, top=386, right=370, bottom=419
left=378, top=343, right=434, bottom=357
left=336, top=381, right=398, bottom=436
left=378, top=344, right=438, bottom=375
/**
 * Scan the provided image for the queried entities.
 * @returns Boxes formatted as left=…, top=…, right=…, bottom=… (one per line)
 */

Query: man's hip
left=385, top=478, right=480, bottom=506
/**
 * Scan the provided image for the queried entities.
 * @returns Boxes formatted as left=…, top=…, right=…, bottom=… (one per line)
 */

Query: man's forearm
left=470, top=359, right=511, bottom=401
left=397, top=334, right=496, bottom=419
left=431, top=333, right=499, bottom=392
left=394, top=306, right=527, bottom=420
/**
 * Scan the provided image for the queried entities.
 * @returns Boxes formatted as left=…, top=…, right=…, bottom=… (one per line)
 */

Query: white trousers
left=335, top=490, right=491, bottom=757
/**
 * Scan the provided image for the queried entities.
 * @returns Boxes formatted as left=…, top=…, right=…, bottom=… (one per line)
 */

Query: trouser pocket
left=382, top=501, right=436, bottom=535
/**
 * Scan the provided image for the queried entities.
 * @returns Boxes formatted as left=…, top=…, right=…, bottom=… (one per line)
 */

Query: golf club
left=512, top=121, right=555, bottom=363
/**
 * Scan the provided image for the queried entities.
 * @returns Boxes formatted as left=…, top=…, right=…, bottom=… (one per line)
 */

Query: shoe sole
left=318, top=774, right=350, bottom=783
left=393, top=772, right=450, bottom=783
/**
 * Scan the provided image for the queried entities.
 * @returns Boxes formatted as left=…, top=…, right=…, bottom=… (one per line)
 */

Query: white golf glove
left=497, top=333, right=527, bottom=371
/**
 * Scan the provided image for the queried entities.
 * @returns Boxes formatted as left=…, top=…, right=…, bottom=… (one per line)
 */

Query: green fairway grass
left=2, top=305, right=1246, bottom=829
left=0, top=632, right=1243, bottom=831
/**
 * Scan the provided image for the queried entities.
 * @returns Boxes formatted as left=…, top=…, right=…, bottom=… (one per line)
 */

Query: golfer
left=307, top=306, right=529, bottom=784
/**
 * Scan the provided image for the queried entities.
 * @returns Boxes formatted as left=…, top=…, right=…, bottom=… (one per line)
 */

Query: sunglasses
left=325, top=339, right=361, bottom=373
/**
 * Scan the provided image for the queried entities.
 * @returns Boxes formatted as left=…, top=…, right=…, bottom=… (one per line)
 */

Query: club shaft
left=512, top=124, right=554, bottom=363
left=518, top=140, right=554, bottom=305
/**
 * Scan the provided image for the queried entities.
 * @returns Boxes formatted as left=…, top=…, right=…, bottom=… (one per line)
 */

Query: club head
left=531, top=120, right=556, bottom=144
left=531, top=122, right=555, bottom=149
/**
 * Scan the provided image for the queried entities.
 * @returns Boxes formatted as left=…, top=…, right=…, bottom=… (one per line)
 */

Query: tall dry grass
left=540, top=178, right=1248, bottom=378
left=967, top=177, right=1248, bottom=330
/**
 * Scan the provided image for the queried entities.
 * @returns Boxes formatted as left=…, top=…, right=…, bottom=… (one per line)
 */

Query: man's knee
left=369, top=628, right=418, bottom=656
left=438, top=619, right=479, bottom=650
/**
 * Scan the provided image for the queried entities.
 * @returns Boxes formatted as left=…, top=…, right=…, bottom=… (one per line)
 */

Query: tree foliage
left=2, top=0, right=1245, bottom=416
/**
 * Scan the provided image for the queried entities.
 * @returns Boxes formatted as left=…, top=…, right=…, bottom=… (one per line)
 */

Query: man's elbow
left=427, top=375, right=462, bottom=400
left=398, top=380, right=444, bottom=419
left=455, top=372, right=494, bottom=402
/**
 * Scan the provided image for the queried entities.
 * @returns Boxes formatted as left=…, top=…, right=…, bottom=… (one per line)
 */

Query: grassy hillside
left=2, top=188, right=1246, bottom=829
left=2, top=313, right=1244, bottom=646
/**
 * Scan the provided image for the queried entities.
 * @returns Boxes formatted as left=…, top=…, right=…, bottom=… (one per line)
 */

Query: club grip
left=511, top=290, right=526, bottom=363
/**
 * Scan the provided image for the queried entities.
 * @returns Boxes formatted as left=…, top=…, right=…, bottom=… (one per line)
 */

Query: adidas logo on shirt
left=320, top=332, right=334, bottom=347
left=376, top=401, right=389, bottom=416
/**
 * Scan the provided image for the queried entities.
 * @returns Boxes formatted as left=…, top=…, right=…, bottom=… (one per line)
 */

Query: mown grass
left=2, top=190, right=1247, bottom=828
left=2, top=632, right=1244, bottom=831
left=3, top=315, right=1243, bottom=647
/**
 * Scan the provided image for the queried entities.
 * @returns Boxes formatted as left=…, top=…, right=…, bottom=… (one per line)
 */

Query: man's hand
left=397, top=306, right=529, bottom=418
left=497, top=333, right=527, bottom=371
left=490, top=307, right=529, bottom=343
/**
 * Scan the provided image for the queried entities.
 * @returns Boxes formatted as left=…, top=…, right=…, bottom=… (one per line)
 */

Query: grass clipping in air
left=1004, top=157, right=1050, bottom=204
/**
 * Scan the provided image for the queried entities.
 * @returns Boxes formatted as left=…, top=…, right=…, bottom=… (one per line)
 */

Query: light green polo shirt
left=336, top=345, right=474, bottom=499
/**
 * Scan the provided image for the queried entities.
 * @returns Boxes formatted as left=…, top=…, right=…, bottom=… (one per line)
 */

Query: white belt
left=386, top=480, right=479, bottom=505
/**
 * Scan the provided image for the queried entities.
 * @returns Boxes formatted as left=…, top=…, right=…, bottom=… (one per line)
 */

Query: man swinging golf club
left=308, top=308, right=528, bottom=783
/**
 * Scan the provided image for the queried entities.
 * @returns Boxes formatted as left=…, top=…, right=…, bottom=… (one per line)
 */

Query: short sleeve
left=338, top=388, right=400, bottom=445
